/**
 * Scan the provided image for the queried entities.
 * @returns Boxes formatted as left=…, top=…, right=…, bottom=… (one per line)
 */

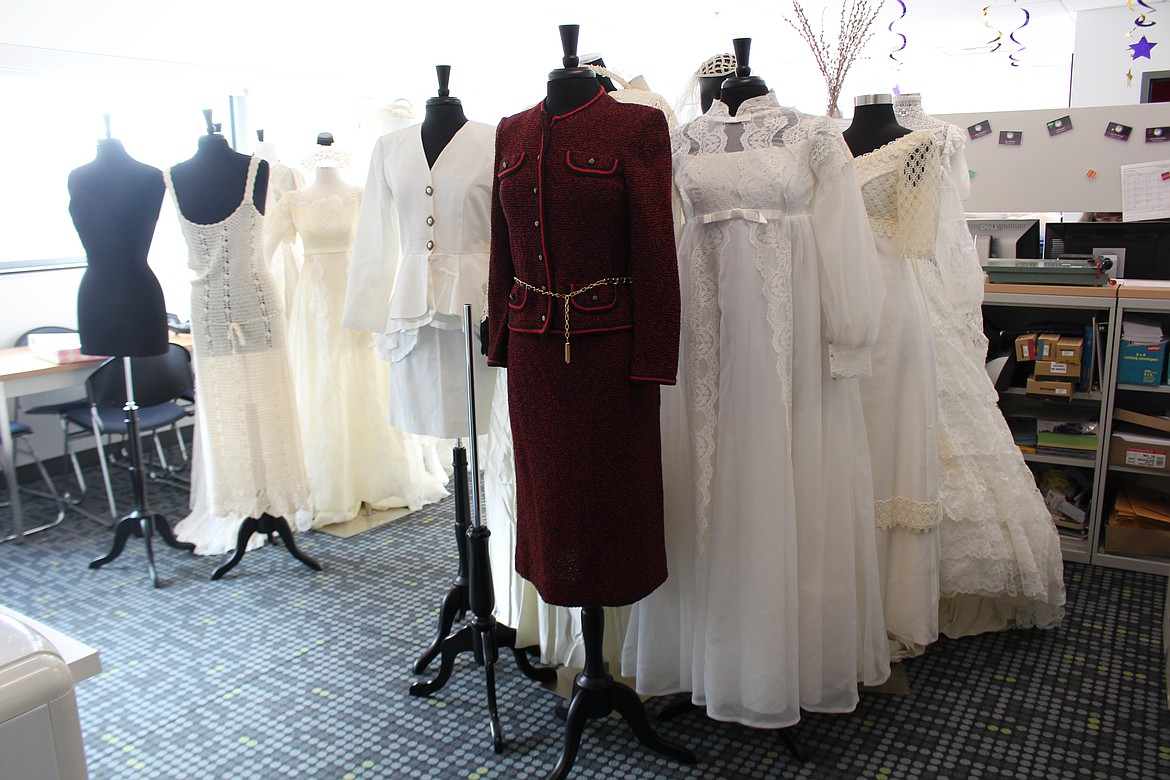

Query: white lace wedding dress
left=621, top=93, right=890, bottom=729
left=268, top=186, right=449, bottom=529
left=894, top=99, right=1066, bottom=634
left=855, top=132, right=944, bottom=661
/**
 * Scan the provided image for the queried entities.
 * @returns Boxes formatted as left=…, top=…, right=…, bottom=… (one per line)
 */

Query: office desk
left=0, top=348, right=104, bottom=540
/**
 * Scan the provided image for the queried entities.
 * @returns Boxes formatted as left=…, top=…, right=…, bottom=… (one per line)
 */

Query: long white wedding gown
left=621, top=93, right=890, bottom=729
left=268, top=185, right=449, bottom=529
left=854, top=131, right=944, bottom=661
left=893, top=98, right=1066, bottom=634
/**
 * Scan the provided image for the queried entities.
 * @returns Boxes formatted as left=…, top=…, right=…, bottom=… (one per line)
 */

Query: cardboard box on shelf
left=1034, top=360, right=1081, bottom=379
left=1104, top=524, right=1170, bottom=558
left=1109, top=431, right=1170, bottom=472
left=1117, top=339, right=1168, bottom=386
left=1056, top=335, right=1084, bottom=363
left=1015, top=333, right=1038, bottom=361
left=1038, top=333, right=1062, bottom=360
left=1026, top=376, right=1076, bottom=398
left=1113, top=408, right=1170, bottom=435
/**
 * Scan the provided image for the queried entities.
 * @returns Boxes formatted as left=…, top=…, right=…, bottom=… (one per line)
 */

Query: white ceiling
left=0, top=1, right=1162, bottom=120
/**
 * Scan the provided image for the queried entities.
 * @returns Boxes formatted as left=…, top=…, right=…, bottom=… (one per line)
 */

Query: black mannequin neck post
left=544, top=74, right=602, bottom=117
left=843, top=98, right=910, bottom=157
left=422, top=101, right=468, bottom=169
left=719, top=39, right=768, bottom=117
left=718, top=81, right=768, bottom=117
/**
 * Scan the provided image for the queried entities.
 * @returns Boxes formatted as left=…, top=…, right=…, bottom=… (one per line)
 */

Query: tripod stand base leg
left=154, top=516, right=195, bottom=552
left=89, top=516, right=136, bottom=569
left=410, top=625, right=474, bottom=697
left=413, top=583, right=466, bottom=675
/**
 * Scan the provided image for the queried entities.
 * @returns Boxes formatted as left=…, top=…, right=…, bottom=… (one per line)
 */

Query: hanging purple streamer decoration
left=1008, top=4, right=1030, bottom=67
left=1130, top=0, right=1156, bottom=29
left=888, top=0, right=908, bottom=66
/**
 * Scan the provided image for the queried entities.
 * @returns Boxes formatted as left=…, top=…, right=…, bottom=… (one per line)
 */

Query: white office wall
left=1072, top=5, right=1170, bottom=107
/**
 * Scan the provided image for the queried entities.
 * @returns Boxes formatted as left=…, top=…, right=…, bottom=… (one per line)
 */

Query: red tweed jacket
left=487, top=89, right=680, bottom=384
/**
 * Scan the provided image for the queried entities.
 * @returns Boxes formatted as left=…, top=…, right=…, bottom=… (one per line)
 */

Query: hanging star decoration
left=1130, top=35, right=1157, bottom=59
left=1128, top=68, right=1135, bottom=87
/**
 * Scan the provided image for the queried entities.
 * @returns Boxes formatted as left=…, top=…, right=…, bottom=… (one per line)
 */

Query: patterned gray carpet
left=2, top=465, right=1168, bottom=779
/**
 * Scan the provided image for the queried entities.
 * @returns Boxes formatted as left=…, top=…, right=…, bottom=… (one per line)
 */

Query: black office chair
left=16, top=326, right=92, bottom=505
left=62, top=344, right=194, bottom=521
left=1, top=420, right=66, bottom=541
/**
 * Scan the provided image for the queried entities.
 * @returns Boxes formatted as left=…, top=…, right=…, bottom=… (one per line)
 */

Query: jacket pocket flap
left=508, top=281, right=528, bottom=310
left=570, top=282, right=619, bottom=311
left=497, top=151, right=526, bottom=178
left=565, top=151, right=618, bottom=175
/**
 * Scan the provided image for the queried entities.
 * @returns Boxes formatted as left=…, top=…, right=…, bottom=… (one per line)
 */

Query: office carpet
left=2, top=471, right=1168, bottom=779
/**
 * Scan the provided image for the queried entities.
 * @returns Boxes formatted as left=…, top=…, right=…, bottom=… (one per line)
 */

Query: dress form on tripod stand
left=69, top=115, right=195, bottom=587
left=165, top=109, right=319, bottom=580
left=483, top=23, right=696, bottom=777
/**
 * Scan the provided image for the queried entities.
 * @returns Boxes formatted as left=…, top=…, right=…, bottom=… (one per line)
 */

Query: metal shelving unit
left=982, top=283, right=1117, bottom=567
left=1093, top=287, right=1170, bottom=576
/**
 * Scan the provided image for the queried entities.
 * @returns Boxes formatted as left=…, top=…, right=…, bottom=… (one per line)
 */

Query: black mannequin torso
left=68, top=138, right=169, bottom=357
left=422, top=102, right=468, bottom=168
left=168, top=135, right=268, bottom=223
left=843, top=99, right=910, bottom=158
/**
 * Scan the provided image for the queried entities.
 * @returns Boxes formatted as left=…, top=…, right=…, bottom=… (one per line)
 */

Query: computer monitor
left=967, top=219, right=1041, bottom=261
left=1044, top=221, right=1170, bottom=280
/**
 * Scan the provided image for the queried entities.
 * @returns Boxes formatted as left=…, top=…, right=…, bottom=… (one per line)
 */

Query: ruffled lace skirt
left=920, top=262, right=1066, bottom=634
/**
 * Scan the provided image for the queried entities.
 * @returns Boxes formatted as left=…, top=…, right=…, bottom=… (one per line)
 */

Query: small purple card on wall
left=1047, top=116, right=1073, bottom=136
left=999, top=131, right=1022, bottom=146
left=1105, top=122, right=1133, bottom=141
left=968, top=120, right=992, bottom=140
left=1147, top=127, right=1170, bottom=143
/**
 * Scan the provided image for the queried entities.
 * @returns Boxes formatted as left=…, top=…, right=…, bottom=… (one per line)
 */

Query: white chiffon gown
left=268, top=185, right=449, bottom=530
left=854, top=132, right=944, bottom=661
left=621, top=93, right=891, bottom=729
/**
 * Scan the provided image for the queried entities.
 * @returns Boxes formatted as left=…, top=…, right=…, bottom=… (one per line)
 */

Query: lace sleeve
left=806, top=119, right=852, bottom=184
left=896, top=136, right=941, bottom=261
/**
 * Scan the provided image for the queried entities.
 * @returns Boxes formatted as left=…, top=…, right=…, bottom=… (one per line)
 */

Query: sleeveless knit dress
left=164, top=156, right=308, bottom=520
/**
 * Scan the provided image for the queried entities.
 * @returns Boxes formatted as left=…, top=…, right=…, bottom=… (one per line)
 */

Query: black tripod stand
left=89, top=357, right=194, bottom=587
left=547, top=606, right=697, bottom=778
left=409, top=305, right=554, bottom=753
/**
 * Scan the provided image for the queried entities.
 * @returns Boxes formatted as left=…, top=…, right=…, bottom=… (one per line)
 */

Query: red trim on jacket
left=565, top=151, right=619, bottom=175
left=631, top=375, right=677, bottom=385
left=540, top=86, right=606, bottom=122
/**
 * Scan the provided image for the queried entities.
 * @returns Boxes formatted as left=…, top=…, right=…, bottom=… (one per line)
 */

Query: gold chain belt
left=512, top=275, right=632, bottom=363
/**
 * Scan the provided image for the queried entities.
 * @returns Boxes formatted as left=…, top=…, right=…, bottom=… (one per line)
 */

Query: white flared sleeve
left=262, top=195, right=297, bottom=261
left=809, top=128, right=885, bottom=379
left=343, top=136, right=402, bottom=333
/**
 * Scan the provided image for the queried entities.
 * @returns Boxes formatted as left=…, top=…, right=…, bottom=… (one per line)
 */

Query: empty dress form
left=69, top=139, right=169, bottom=358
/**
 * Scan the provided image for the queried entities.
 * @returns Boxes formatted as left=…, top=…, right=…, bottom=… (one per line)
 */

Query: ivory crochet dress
left=165, top=156, right=308, bottom=530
